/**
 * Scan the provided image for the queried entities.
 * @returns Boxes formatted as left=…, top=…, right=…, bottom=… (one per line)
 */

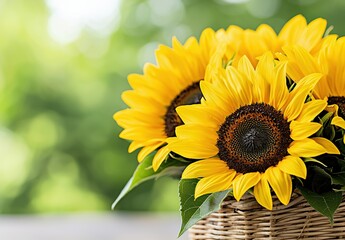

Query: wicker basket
left=189, top=192, right=345, bottom=240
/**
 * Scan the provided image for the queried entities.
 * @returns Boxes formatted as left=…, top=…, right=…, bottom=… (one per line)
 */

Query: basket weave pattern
left=189, top=192, right=345, bottom=240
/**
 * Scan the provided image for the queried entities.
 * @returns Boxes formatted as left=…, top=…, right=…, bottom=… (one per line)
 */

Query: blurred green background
left=0, top=0, right=344, bottom=214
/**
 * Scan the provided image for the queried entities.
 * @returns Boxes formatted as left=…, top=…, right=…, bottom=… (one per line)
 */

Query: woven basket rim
left=189, top=191, right=345, bottom=240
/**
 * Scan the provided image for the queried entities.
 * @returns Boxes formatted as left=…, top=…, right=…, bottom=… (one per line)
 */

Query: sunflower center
left=164, top=81, right=202, bottom=137
left=328, top=96, right=345, bottom=118
left=217, top=103, right=292, bottom=173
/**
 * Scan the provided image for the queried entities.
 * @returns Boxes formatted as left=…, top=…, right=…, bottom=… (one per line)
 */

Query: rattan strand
left=189, top=192, right=345, bottom=240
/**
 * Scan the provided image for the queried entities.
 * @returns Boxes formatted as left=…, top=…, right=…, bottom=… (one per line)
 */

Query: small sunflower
left=168, top=52, right=339, bottom=210
left=114, top=28, right=225, bottom=171
left=208, top=14, right=327, bottom=73
left=281, top=36, right=345, bottom=143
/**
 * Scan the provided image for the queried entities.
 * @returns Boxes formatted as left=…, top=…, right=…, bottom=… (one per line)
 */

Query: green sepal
left=298, top=186, right=342, bottom=224
left=178, top=179, right=230, bottom=237
left=316, top=111, right=335, bottom=140
left=328, top=157, right=345, bottom=188
left=112, top=154, right=187, bottom=209
left=334, top=186, right=345, bottom=192
left=304, top=157, right=328, bottom=167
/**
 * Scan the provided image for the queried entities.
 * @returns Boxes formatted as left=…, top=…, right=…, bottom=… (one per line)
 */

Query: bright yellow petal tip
left=254, top=176, right=273, bottom=210
left=266, top=167, right=292, bottom=205
left=233, top=172, right=261, bottom=201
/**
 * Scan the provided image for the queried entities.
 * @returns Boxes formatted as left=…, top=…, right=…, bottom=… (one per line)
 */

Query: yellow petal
left=284, top=73, right=322, bottom=121
left=171, top=36, right=183, bottom=50
left=175, top=125, right=218, bottom=144
left=244, top=30, right=269, bottom=65
left=277, top=155, right=307, bottom=179
left=296, top=100, right=327, bottom=123
left=290, top=121, right=322, bottom=140
left=256, top=52, right=275, bottom=82
left=137, top=142, right=165, bottom=162
left=332, top=116, right=345, bottom=129
left=238, top=54, right=256, bottom=82
left=199, top=28, right=217, bottom=60
left=253, top=53, right=273, bottom=102
left=281, top=49, right=305, bottom=82
left=114, top=108, right=165, bottom=128
left=195, top=172, right=236, bottom=199
left=256, top=24, right=279, bottom=51
left=312, top=137, right=340, bottom=155
left=266, top=167, right=292, bottom=205
left=129, top=139, right=165, bottom=153
left=226, top=65, right=253, bottom=105
left=302, top=17, right=327, bottom=51
left=152, top=145, right=171, bottom=171
left=119, top=127, right=164, bottom=140
left=253, top=175, right=273, bottom=210
left=288, top=138, right=326, bottom=157
left=182, top=158, right=230, bottom=179
left=128, top=141, right=144, bottom=153
left=176, top=104, right=222, bottom=127
left=233, top=172, right=261, bottom=201
left=271, top=62, right=289, bottom=110
left=284, top=46, right=320, bottom=75
left=168, top=138, right=218, bottom=159
left=326, top=104, right=339, bottom=114
left=200, top=80, right=228, bottom=113
left=127, top=73, right=146, bottom=89
left=184, top=36, right=198, bottom=50
left=279, top=14, right=306, bottom=45
left=122, top=91, right=165, bottom=114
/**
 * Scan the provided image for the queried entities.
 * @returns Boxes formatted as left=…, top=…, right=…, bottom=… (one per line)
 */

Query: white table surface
left=0, top=212, right=188, bottom=240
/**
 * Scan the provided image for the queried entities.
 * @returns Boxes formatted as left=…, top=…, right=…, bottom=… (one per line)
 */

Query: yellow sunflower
left=208, top=14, right=328, bottom=74
left=281, top=36, right=345, bottom=143
left=168, top=52, right=339, bottom=210
left=114, top=28, right=226, bottom=171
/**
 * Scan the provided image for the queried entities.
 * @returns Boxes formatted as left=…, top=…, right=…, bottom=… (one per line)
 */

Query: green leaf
left=178, top=179, right=230, bottom=237
left=305, top=165, right=332, bottom=193
left=112, top=154, right=187, bottom=209
left=298, top=186, right=342, bottom=223
left=337, top=141, right=345, bottom=155
left=331, top=172, right=345, bottom=185
left=336, top=157, right=345, bottom=171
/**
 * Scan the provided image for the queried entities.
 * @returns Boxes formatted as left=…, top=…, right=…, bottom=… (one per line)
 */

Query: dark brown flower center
left=328, top=96, right=345, bottom=118
left=164, top=81, right=203, bottom=137
left=217, top=103, right=292, bottom=173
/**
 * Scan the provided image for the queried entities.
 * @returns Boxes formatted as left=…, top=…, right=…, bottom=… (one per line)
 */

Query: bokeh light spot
left=246, top=0, right=281, bottom=18
left=0, top=128, right=30, bottom=198
left=46, top=0, right=121, bottom=44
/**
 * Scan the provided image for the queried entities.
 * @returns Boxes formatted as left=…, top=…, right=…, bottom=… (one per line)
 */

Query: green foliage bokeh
left=0, top=0, right=344, bottom=213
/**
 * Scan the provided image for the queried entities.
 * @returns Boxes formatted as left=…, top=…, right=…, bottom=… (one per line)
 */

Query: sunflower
left=168, top=52, right=340, bottom=210
left=208, top=14, right=328, bottom=75
left=114, top=28, right=226, bottom=171
left=281, top=36, right=345, bottom=143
